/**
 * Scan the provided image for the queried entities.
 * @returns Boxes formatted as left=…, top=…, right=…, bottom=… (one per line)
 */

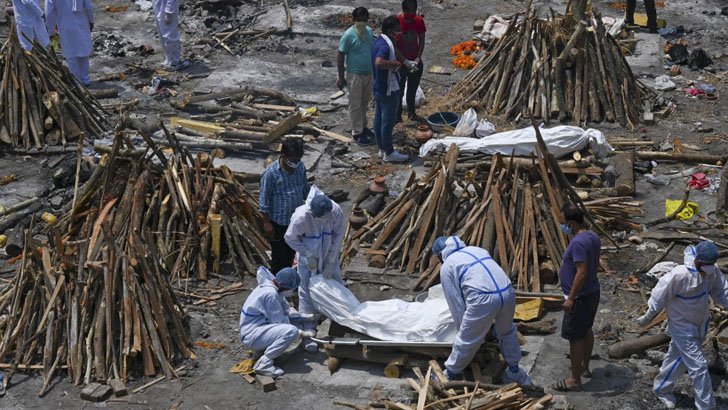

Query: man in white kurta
left=11, top=0, right=50, bottom=51
left=45, top=0, right=94, bottom=86
left=152, top=0, right=189, bottom=71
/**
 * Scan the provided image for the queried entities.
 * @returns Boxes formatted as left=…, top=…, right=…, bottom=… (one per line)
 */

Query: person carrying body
left=432, top=236, right=531, bottom=385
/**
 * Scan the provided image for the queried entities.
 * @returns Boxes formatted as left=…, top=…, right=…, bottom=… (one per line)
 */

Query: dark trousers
left=397, top=60, right=424, bottom=121
left=269, top=222, right=295, bottom=275
left=626, top=0, right=657, bottom=29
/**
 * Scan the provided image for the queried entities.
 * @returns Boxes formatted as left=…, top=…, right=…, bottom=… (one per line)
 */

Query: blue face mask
left=560, top=223, right=573, bottom=236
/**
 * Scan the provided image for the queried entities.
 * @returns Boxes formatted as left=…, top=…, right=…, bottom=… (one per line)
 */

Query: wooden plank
left=252, top=103, right=296, bottom=112
left=262, top=113, right=302, bottom=144
left=308, top=125, right=353, bottom=143
left=169, top=117, right=225, bottom=134
left=417, top=367, right=431, bottom=410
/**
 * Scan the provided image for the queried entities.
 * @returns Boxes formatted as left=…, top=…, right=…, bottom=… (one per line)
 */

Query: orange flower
left=452, top=54, right=477, bottom=69
left=450, top=40, right=478, bottom=56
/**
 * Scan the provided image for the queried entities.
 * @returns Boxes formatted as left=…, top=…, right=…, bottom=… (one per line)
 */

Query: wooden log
left=607, top=333, right=671, bottom=359
left=612, top=151, right=635, bottom=196
left=633, top=151, right=727, bottom=165
left=717, top=162, right=728, bottom=214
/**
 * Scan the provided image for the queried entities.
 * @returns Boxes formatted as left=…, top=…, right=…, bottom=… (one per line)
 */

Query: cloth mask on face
left=560, top=223, right=573, bottom=236
left=354, top=22, right=367, bottom=39
left=284, top=159, right=300, bottom=169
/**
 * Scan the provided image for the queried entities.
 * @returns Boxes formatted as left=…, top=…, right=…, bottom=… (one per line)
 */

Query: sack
left=475, top=119, right=496, bottom=138
left=688, top=49, right=712, bottom=69
left=453, top=108, right=478, bottom=137
left=402, top=85, right=426, bottom=109
left=667, top=43, right=688, bottom=65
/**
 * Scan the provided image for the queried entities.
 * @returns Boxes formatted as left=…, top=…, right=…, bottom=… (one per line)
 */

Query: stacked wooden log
left=0, top=132, right=269, bottom=393
left=446, top=4, right=654, bottom=126
left=0, top=24, right=107, bottom=149
left=337, top=363, right=553, bottom=410
left=345, top=125, right=640, bottom=291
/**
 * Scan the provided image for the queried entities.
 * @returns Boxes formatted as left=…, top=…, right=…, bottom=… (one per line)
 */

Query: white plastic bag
left=475, top=119, right=496, bottom=138
left=402, top=85, right=426, bottom=109
left=453, top=108, right=478, bottom=137
left=654, top=75, right=677, bottom=91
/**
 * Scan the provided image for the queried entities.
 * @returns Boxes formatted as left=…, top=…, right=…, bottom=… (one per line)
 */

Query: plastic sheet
left=419, top=124, right=613, bottom=159
left=308, top=276, right=457, bottom=342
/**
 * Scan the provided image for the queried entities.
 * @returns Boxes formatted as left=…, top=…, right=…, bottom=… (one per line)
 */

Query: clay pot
left=369, top=176, right=389, bottom=194
left=348, top=207, right=368, bottom=230
left=415, top=124, right=433, bottom=144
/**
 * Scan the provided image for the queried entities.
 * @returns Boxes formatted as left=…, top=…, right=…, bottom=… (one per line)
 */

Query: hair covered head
left=381, top=15, right=400, bottom=34
left=562, top=203, right=585, bottom=224
left=352, top=6, right=369, bottom=21
left=695, top=241, right=719, bottom=264
left=275, top=267, right=300, bottom=290
left=310, top=194, right=333, bottom=217
left=432, top=236, right=448, bottom=257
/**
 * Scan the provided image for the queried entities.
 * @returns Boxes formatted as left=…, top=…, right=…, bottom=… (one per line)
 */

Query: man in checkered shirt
left=259, top=140, right=309, bottom=274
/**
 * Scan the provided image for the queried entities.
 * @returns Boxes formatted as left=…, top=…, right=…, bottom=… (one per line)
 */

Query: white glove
left=299, top=329, right=316, bottom=338
left=305, top=253, right=318, bottom=271
left=404, top=59, right=417, bottom=71
left=287, top=307, right=300, bottom=319
left=634, top=313, right=654, bottom=327
left=322, top=256, right=338, bottom=280
left=164, top=12, right=173, bottom=24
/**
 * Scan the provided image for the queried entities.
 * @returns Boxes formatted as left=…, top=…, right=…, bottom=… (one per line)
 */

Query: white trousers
left=654, top=321, right=714, bottom=410
left=67, top=56, right=90, bottom=86
left=153, top=6, right=181, bottom=66
left=241, top=323, right=299, bottom=360
left=445, top=288, right=521, bottom=374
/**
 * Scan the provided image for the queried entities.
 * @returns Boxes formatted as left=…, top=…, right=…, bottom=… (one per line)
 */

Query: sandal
left=552, top=379, right=583, bottom=392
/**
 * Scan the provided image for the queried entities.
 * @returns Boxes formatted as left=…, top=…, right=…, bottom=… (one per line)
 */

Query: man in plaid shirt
left=259, top=140, right=309, bottom=274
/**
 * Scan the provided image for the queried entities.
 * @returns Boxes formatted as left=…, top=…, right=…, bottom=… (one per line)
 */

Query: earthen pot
left=415, top=124, right=433, bottom=144
left=369, top=176, right=389, bottom=195
left=348, top=207, right=368, bottom=229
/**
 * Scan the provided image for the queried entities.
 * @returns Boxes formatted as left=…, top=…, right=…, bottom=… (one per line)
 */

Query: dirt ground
left=1, top=0, right=728, bottom=408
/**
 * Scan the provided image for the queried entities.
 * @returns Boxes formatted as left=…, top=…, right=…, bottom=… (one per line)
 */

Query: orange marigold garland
left=450, top=40, right=478, bottom=55
left=452, top=54, right=477, bottom=69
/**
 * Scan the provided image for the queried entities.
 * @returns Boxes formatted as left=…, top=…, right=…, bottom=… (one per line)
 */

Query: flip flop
left=582, top=369, right=592, bottom=378
left=552, top=379, right=583, bottom=392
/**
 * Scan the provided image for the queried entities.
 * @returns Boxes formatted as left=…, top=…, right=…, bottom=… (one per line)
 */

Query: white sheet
left=419, top=124, right=613, bottom=159
left=309, top=276, right=457, bottom=342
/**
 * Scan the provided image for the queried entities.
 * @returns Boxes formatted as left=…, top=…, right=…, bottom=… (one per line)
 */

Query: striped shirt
left=259, top=159, right=308, bottom=226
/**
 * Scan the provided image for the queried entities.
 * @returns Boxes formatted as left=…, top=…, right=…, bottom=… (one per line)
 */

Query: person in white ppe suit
left=432, top=236, right=531, bottom=385
left=635, top=241, right=728, bottom=409
left=45, top=0, right=94, bottom=86
left=284, top=190, right=345, bottom=353
left=239, top=267, right=314, bottom=378
left=10, top=0, right=50, bottom=51
left=152, top=0, right=189, bottom=71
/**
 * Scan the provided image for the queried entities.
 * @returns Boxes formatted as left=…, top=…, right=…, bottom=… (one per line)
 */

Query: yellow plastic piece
left=229, top=358, right=255, bottom=375
left=514, top=298, right=543, bottom=322
left=665, top=199, right=700, bottom=221
left=633, top=13, right=667, bottom=29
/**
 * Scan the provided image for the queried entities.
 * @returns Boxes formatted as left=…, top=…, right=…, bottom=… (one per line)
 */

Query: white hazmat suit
left=11, top=0, right=50, bottom=51
left=438, top=236, right=530, bottom=384
left=152, top=0, right=184, bottom=68
left=239, top=267, right=300, bottom=376
left=640, top=245, right=728, bottom=409
left=284, top=186, right=345, bottom=315
left=45, top=0, right=93, bottom=85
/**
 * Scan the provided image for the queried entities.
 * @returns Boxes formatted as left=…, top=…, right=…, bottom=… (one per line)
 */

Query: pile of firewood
left=336, top=363, right=553, bottom=410
left=0, top=132, right=270, bottom=393
left=0, top=24, right=107, bottom=149
left=345, top=126, right=640, bottom=291
left=447, top=4, right=655, bottom=126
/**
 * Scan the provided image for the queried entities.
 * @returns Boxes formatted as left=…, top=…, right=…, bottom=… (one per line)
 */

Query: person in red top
left=395, top=0, right=427, bottom=124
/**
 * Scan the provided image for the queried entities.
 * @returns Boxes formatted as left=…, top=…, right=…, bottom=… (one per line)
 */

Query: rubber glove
left=322, top=256, right=338, bottom=280
left=634, top=312, right=654, bottom=327
left=298, top=329, right=316, bottom=338
left=305, top=253, right=318, bottom=272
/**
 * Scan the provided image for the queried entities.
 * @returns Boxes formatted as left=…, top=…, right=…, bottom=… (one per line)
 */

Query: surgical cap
left=310, top=195, right=333, bottom=217
left=432, top=236, right=448, bottom=257
left=695, top=241, right=719, bottom=264
left=275, top=267, right=301, bottom=290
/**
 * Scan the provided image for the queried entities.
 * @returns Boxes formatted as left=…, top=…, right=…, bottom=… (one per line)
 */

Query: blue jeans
left=374, top=91, right=400, bottom=156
